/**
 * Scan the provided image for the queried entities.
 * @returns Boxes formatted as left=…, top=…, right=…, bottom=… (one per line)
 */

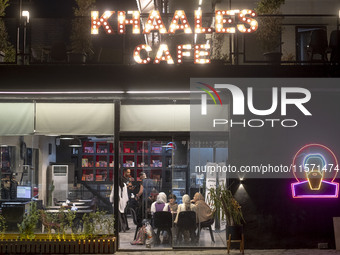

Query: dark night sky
left=6, top=0, right=138, bottom=18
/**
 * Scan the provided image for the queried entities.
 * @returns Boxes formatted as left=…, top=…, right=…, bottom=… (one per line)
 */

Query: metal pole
left=23, top=21, right=26, bottom=64
left=16, top=0, right=23, bottom=64
left=113, top=100, right=121, bottom=247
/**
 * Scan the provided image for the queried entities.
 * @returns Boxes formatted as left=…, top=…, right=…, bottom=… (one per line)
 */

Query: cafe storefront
left=0, top=62, right=234, bottom=250
left=1, top=64, right=340, bottom=251
left=0, top=0, right=340, bottom=251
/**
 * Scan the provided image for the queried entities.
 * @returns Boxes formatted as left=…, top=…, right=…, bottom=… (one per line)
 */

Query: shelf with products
left=122, top=141, right=136, bottom=154
left=83, top=141, right=95, bottom=154
left=96, top=142, right=113, bottom=154
left=82, top=169, right=94, bottom=181
left=79, top=140, right=114, bottom=184
left=82, top=156, right=94, bottom=168
left=120, top=140, right=189, bottom=197
left=95, top=169, right=109, bottom=182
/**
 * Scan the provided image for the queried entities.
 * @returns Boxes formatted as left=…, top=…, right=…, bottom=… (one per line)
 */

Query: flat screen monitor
left=16, top=186, right=31, bottom=199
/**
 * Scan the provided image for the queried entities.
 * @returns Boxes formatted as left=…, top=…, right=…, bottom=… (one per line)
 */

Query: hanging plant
left=70, top=0, right=96, bottom=56
left=255, top=0, right=285, bottom=52
left=0, top=0, right=15, bottom=62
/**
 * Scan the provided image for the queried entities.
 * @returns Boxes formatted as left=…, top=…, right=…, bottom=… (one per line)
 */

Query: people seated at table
left=151, top=192, right=170, bottom=214
left=168, top=194, right=178, bottom=213
left=192, top=192, right=213, bottom=224
left=110, top=177, right=129, bottom=232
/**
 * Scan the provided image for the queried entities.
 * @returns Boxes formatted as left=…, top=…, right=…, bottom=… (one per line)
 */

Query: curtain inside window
left=120, top=104, right=190, bottom=132
left=36, top=103, right=114, bottom=135
left=0, top=103, right=34, bottom=135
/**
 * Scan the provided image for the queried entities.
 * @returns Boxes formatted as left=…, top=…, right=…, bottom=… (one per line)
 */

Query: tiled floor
left=119, top=218, right=226, bottom=250
left=118, top=218, right=340, bottom=254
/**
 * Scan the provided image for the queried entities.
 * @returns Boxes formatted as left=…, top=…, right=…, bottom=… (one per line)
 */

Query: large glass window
left=0, top=98, right=227, bottom=250
left=0, top=100, right=115, bottom=238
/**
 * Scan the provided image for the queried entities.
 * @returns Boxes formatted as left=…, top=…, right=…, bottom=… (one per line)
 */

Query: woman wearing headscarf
left=150, top=192, right=171, bottom=244
left=150, top=192, right=170, bottom=214
left=193, top=192, right=213, bottom=223
left=174, top=194, right=197, bottom=244
left=174, top=194, right=196, bottom=223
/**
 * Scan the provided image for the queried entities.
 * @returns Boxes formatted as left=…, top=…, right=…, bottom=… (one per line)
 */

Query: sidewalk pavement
left=116, top=249, right=340, bottom=255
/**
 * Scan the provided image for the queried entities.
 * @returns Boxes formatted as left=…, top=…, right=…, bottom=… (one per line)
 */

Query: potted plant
left=0, top=0, right=15, bottom=62
left=255, top=0, right=285, bottom=64
left=69, top=0, right=96, bottom=63
left=208, top=184, right=245, bottom=240
left=17, top=202, right=40, bottom=240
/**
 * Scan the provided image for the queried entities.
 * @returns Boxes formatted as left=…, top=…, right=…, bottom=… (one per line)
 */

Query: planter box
left=0, top=234, right=116, bottom=254
left=68, top=53, right=87, bottom=63
left=263, top=52, right=282, bottom=65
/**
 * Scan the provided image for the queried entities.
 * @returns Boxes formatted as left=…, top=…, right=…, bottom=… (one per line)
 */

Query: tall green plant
left=208, top=184, right=245, bottom=226
left=70, top=0, right=96, bottom=56
left=81, top=210, right=115, bottom=239
left=103, top=213, right=115, bottom=236
left=65, top=209, right=77, bottom=239
left=81, top=211, right=95, bottom=239
left=255, top=0, right=285, bottom=52
left=0, top=214, right=7, bottom=238
left=93, top=211, right=115, bottom=237
left=40, top=210, right=54, bottom=240
left=18, top=202, right=40, bottom=240
left=0, top=0, right=15, bottom=62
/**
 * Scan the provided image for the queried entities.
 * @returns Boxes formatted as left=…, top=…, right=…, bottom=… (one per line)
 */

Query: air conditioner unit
left=50, top=165, right=68, bottom=202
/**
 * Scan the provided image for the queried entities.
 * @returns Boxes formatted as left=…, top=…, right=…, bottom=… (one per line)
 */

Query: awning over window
left=120, top=105, right=190, bottom=132
left=0, top=103, right=35, bottom=135
left=36, top=103, right=115, bottom=135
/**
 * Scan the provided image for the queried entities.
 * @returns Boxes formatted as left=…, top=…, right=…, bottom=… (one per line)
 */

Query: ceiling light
left=60, top=136, right=74, bottom=140
left=69, top=137, right=82, bottom=148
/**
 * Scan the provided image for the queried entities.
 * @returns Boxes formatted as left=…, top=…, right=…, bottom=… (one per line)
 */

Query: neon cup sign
left=291, top=144, right=339, bottom=198
left=91, top=9, right=258, bottom=64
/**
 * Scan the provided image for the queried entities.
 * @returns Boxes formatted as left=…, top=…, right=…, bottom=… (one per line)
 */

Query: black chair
left=197, top=218, right=215, bottom=243
left=53, top=197, right=59, bottom=206
left=329, top=30, right=340, bottom=64
left=307, top=29, right=328, bottom=63
left=153, top=211, right=173, bottom=245
left=176, top=211, right=197, bottom=244
left=129, top=207, right=143, bottom=240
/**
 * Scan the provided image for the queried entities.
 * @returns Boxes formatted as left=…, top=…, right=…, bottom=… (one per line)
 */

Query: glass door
left=118, top=138, right=189, bottom=250
left=174, top=138, right=228, bottom=248
left=118, top=137, right=229, bottom=250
